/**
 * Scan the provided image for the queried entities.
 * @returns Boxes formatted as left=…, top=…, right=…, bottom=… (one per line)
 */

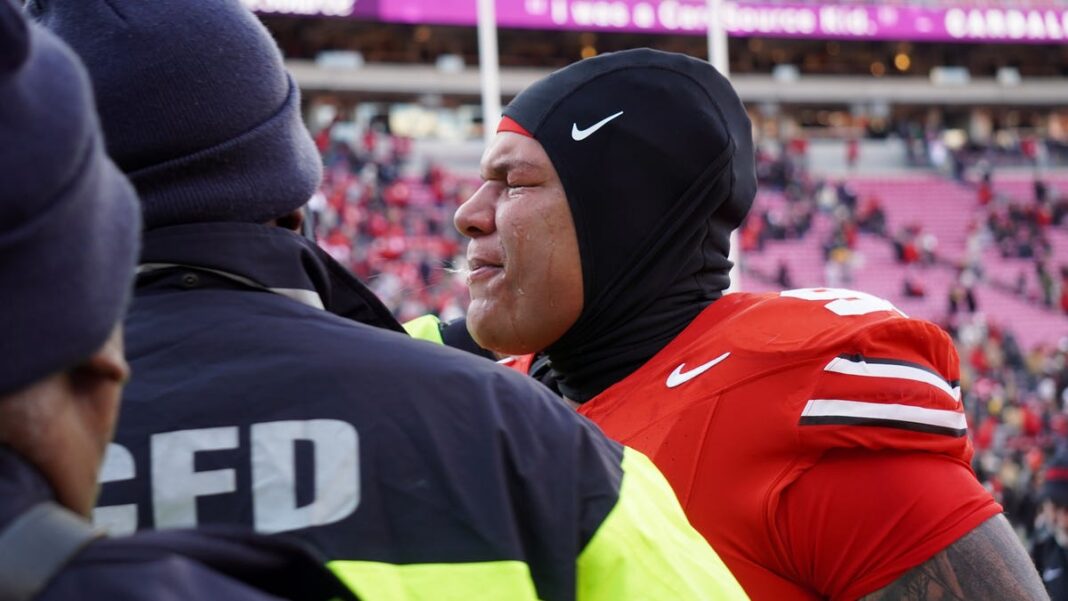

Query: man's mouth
left=467, top=257, right=503, bottom=283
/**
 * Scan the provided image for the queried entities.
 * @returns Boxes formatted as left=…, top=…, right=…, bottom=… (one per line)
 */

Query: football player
left=454, top=48, right=1046, bottom=600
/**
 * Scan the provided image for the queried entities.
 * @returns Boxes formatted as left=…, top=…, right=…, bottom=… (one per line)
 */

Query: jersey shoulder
left=719, top=288, right=913, bottom=351
left=721, top=290, right=955, bottom=372
left=719, top=289, right=967, bottom=451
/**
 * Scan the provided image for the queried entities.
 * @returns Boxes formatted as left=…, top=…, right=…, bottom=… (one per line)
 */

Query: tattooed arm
left=860, top=514, right=1048, bottom=601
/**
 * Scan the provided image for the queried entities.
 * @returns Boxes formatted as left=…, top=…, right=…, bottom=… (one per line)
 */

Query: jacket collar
left=0, top=446, right=55, bottom=531
left=139, top=222, right=404, bottom=334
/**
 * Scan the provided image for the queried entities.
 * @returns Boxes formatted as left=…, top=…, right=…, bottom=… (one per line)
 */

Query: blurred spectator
left=824, top=246, right=856, bottom=287
left=1036, top=178, right=1050, bottom=204
left=1039, top=261, right=1058, bottom=309
left=845, top=137, right=859, bottom=170
left=903, top=274, right=926, bottom=298
left=787, top=136, right=808, bottom=162
left=948, top=276, right=979, bottom=314
left=775, top=260, right=793, bottom=289
left=929, top=138, right=948, bottom=171
left=892, top=224, right=935, bottom=265
left=1060, top=267, right=1068, bottom=315
left=978, top=176, right=994, bottom=206
left=952, top=150, right=967, bottom=182
left=855, top=194, right=887, bottom=235
left=1031, top=451, right=1068, bottom=599
left=835, top=181, right=859, bottom=212
left=1018, top=269, right=1031, bottom=297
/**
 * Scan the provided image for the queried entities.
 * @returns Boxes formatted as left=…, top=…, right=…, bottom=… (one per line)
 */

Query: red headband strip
left=1048, top=467, right=1068, bottom=482
left=497, top=115, right=533, bottom=138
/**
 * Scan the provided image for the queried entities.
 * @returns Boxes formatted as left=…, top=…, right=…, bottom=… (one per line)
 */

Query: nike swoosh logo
left=666, top=352, right=731, bottom=388
left=571, top=111, right=624, bottom=141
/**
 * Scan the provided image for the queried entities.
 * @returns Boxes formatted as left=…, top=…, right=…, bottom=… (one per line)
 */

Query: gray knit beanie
left=0, top=0, right=140, bottom=395
left=30, top=0, right=322, bottom=230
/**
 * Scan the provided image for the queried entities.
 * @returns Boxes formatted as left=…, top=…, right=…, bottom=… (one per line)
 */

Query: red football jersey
left=578, top=289, right=1002, bottom=600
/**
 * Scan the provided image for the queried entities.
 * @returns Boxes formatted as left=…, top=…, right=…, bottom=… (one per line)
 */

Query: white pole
left=477, top=0, right=502, bottom=149
left=708, top=0, right=742, bottom=291
left=707, top=0, right=729, bottom=77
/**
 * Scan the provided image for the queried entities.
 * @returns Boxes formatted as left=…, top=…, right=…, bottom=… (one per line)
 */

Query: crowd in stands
left=746, top=145, right=892, bottom=288
left=898, top=118, right=1068, bottom=175
left=310, top=122, right=472, bottom=323
left=960, top=314, right=1068, bottom=543
left=740, top=147, right=814, bottom=251
left=978, top=170, right=1061, bottom=261
left=970, top=165, right=1068, bottom=313
left=751, top=139, right=1068, bottom=314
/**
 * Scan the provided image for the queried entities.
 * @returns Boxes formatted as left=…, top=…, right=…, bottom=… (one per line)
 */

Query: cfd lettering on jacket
left=95, top=420, right=359, bottom=535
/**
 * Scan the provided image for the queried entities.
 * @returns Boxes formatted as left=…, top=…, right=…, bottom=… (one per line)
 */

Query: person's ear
left=69, top=327, right=128, bottom=411
left=270, top=208, right=305, bottom=233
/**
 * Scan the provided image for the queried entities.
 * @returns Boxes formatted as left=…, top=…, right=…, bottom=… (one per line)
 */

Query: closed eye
left=506, top=183, right=534, bottom=198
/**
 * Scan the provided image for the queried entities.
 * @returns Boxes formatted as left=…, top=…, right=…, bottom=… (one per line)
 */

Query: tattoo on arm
left=860, top=514, right=1049, bottom=601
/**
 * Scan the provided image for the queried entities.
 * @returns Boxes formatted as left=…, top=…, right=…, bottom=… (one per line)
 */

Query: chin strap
left=0, top=502, right=103, bottom=601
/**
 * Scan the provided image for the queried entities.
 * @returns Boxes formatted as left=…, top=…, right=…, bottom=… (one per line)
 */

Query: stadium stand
left=741, top=169, right=1067, bottom=347
left=311, top=125, right=473, bottom=322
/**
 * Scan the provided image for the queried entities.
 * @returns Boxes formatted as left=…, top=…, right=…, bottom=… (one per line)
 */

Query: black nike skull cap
left=501, top=48, right=756, bottom=357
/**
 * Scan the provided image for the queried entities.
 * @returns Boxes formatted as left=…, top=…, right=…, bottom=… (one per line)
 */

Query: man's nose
left=454, top=182, right=497, bottom=238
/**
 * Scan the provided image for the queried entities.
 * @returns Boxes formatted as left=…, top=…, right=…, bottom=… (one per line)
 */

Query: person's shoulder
left=302, top=313, right=560, bottom=391
left=132, top=287, right=489, bottom=380
left=42, top=527, right=348, bottom=601
left=43, top=544, right=283, bottom=601
left=285, top=311, right=585, bottom=430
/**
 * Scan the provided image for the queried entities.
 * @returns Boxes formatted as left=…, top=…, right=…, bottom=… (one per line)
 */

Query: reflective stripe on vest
left=577, top=448, right=750, bottom=601
left=403, top=315, right=444, bottom=345
left=328, top=559, right=539, bottom=601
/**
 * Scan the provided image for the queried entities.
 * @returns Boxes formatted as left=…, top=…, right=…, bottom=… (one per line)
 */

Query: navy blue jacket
left=0, top=447, right=355, bottom=601
left=98, top=223, right=746, bottom=601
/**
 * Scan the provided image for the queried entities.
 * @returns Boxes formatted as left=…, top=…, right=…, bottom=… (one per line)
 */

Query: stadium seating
left=740, top=173, right=1068, bottom=351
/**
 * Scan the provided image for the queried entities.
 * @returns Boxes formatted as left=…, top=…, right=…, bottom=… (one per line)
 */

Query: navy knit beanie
left=0, top=0, right=140, bottom=395
left=30, top=0, right=322, bottom=230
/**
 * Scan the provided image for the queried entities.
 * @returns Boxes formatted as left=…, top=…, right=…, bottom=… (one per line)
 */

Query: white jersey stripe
left=802, top=399, right=967, bottom=431
left=824, top=356, right=960, bottom=401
